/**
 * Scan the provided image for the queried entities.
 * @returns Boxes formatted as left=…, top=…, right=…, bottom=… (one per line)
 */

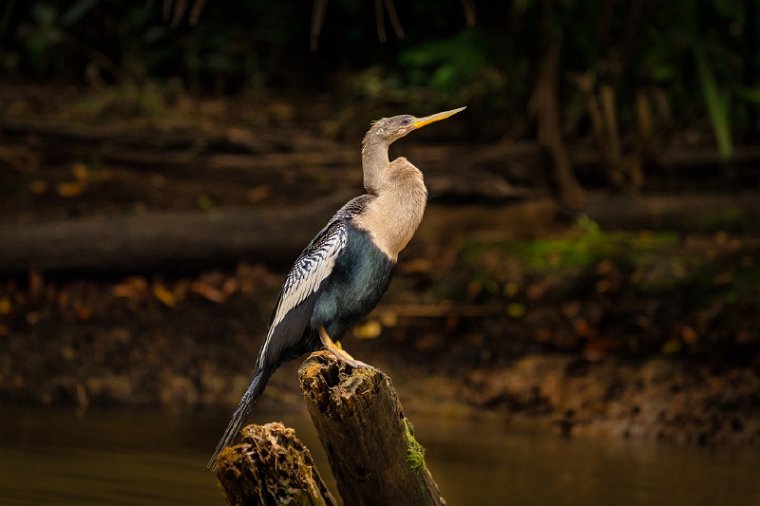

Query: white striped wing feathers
left=260, top=220, right=347, bottom=361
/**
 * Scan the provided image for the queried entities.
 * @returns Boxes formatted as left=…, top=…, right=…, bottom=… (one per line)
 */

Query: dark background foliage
left=2, top=0, right=757, bottom=146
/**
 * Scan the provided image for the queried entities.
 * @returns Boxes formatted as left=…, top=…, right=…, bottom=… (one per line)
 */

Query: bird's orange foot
left=318, top=326, right=378, bottom=372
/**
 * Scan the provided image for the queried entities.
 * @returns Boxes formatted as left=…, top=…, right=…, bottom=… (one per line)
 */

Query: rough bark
left=215, top=422, right=337, bottom=506
left=298, top=351, right=446, bottom=506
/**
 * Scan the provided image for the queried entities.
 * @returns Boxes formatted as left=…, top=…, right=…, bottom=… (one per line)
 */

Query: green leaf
left=690, top=33, right=733, bottom=160
left=736, top=86, right=760, bottom=105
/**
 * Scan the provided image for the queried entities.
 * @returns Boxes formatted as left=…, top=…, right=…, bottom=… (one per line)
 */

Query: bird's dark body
left=207, top=205, right=396, bottom=468
left=314, top=224, right=394, bottom=344
left=265, top=208, right=395, bottom=367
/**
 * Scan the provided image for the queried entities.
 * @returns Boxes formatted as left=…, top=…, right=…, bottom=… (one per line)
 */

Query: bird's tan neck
left=361, top=137, right=389, bottom=194
left=353, top=157, right=427, bottom=262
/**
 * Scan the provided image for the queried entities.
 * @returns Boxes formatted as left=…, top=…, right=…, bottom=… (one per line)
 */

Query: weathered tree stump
left=215, top=422, right=337, bottom=506
left=298, top=351, right=446, bottom=506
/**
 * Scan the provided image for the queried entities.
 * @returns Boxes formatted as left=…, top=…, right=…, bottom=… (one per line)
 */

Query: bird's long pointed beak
left=413, top=106, right=467, bottom=129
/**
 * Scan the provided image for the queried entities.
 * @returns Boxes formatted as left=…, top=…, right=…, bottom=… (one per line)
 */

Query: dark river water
left=1, top=406, right=758, bottom=505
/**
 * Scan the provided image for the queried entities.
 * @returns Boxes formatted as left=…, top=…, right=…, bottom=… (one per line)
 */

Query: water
left=1, top=406, right=758, bottom=506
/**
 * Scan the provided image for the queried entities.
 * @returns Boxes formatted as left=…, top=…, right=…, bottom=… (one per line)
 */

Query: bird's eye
left=401, top=118, right=411, bottom=125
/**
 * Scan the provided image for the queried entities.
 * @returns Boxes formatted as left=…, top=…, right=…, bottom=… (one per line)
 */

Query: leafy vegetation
left=463, top=216, right=680, bottom=275
left=2, top=0, right=757, bottom=149
left=453, top=217, right=758, bottom=361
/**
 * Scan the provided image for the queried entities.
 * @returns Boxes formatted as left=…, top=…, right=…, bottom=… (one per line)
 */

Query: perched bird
left=208, top=106, right=466, bottom=469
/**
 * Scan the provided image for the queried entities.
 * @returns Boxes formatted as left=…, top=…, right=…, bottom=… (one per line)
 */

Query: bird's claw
left=318, top=326, right=379, bottom=372
left=331, top=350, right=380, bottom=373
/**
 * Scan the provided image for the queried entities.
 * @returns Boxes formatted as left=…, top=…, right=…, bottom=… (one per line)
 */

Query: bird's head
left=365, top=106, right=467, bottom=145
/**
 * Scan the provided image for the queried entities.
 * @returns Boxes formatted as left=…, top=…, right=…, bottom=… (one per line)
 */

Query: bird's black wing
left=207, top=219, right=346, bottom=470
left=207, top=198, right=369, bottom=469
left=256, top=217, right=348, bottom=369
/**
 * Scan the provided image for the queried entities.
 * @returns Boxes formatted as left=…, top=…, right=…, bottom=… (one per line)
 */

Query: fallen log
left=7, top=118, right=760, bottom=183
left=215, top=422, right=337, bottom=506
left=0, top=193, right=550, bottom=274
left=299, top=351, right=446, bottom=506
left=3, top=190, right=758, bottom=275
left=0, top=191, right=354, bottom=273
left=584, top=192, right=760, bottom=231
left=0, top=118, right=324, bottom=153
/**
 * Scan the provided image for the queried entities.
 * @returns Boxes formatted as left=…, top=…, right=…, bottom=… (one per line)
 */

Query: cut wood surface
left=299, top=351, right=446, bottom=506
left=215, top=422, right=337, bottom=506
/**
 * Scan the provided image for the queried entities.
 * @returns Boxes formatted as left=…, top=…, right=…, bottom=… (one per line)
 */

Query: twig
left=384, top=0, right=404, bottom=39
left=460, top=0, right=476, bottom=27
left=311, top=0, right=329, bottom=51
left=378, top=304, right=502, bottom=318
left=374, top=0, right=387, bottom=42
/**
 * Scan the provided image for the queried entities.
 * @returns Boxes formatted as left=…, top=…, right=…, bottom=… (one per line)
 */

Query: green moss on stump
left=403, top=418, right=426, bottom=472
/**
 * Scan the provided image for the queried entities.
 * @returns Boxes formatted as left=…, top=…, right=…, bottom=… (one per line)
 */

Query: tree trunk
left=534, top=0, right=586, bottom=209
left=215, top=422, right=337, bottom=506
left=298, top=351, right=446, bottom=506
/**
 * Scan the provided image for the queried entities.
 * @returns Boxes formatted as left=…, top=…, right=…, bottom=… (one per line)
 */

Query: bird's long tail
left=207, top=367, right=271, bottom=470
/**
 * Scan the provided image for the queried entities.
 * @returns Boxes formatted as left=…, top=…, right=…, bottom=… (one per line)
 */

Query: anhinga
left=208, top=106, right=466, bottom=469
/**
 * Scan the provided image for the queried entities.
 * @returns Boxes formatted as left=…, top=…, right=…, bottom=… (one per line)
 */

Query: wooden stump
left=299, top=352, right=446, bottom=506
left=215, top=422, right=337, bottom=506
